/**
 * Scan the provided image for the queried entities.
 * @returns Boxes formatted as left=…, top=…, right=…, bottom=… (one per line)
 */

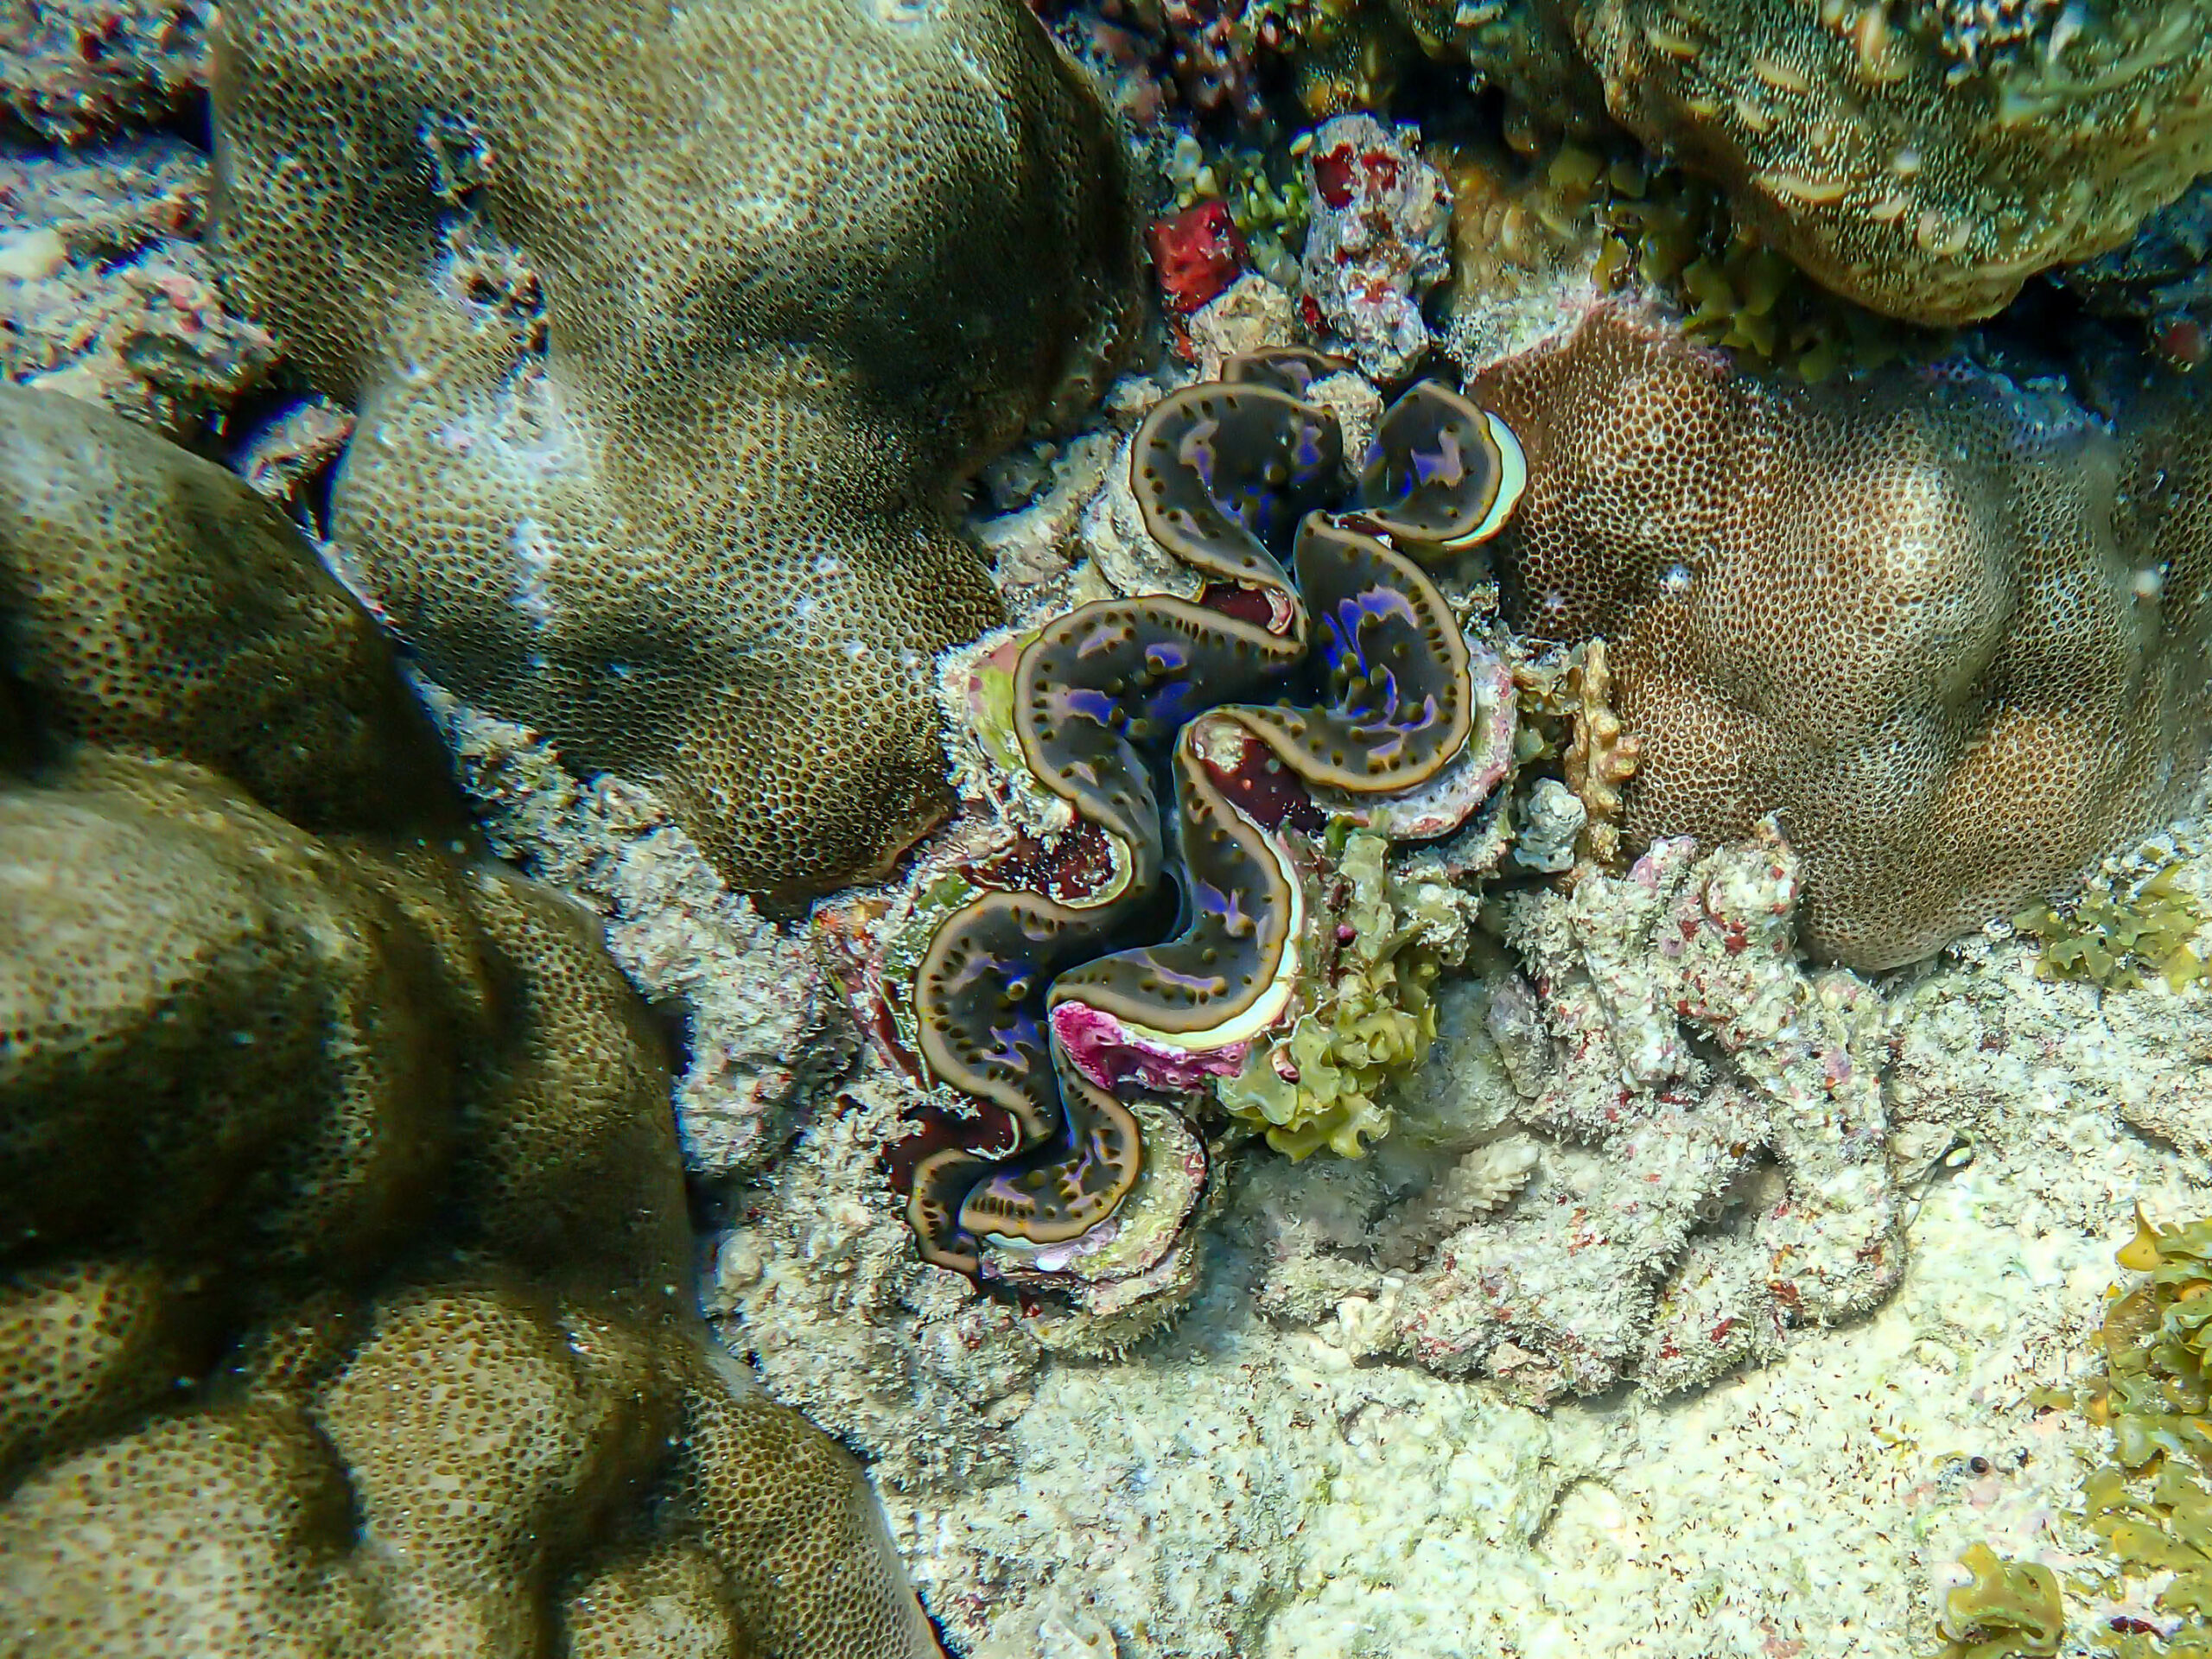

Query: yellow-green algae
left=1440, top=123, right=1944, bottom=382
left=2016, top=862, right=2212, bottom=993
left=1216, top=825, right=1460, bottom=1159
left=1166, top=133, right=1309, bottom=287
left=2045, top=1211, right=2212, bottom=1658
left=1940, top=1542, right=2063, bottom=1659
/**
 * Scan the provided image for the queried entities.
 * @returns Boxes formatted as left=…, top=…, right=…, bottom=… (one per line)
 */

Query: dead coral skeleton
left=1256, top=823, right=1907, bottom=1404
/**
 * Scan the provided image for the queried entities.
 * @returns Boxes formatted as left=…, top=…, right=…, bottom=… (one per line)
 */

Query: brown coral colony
left=1474, top=300, right=2212, bottom=969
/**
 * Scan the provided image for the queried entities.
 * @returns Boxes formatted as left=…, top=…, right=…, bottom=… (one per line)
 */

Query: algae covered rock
left=208, top=0, right=1140, bottom=912
left=1406, top=0, right=2212, bottom=327
left=0, top=385, right=938, bottom=1658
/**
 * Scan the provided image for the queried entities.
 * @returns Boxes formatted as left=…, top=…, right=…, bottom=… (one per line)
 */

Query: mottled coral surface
left=1473, top=300, right=2212, bottom=969
left=1406, top=0, right=2212, bottom=326
left=0, top=385, right=936, bottom=1659
left=210, top=0, right=1139, bottom=912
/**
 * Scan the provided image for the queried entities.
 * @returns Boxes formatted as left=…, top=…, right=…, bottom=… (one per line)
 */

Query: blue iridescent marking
left=984, top=1012, right=1044, bottom=1074
left=1337, top=585, right=1423, bottom=631
left=1146, top=677, right=1200, bottom=728
left=1415, top=430, right=1468, bottom=489
left=1057, top=686, right=1120, bottom=728
left=1179, top=416, right=1220, bottom=493
left=1198, top=880, right=1259, bottom=938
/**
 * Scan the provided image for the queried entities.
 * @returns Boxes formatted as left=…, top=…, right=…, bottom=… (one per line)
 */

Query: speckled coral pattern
left=0, top=380, right=459, bottom=839
left=1472, top=301, right=2212, bottom=969
left=1408, top=0, right=2212, bottom=325
left=0, top=388, right=939, bottom=1659
left=208, top=0, right=1138, bottom=911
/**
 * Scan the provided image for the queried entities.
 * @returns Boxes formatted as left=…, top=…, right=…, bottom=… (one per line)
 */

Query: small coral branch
left=1560, top=636, right=1640, bottom=879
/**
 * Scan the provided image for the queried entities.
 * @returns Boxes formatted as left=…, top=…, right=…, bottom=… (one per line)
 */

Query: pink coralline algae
left=1300, top=113, right=1452, bottom=380
left=1148, top=200, right=1250, bottom=317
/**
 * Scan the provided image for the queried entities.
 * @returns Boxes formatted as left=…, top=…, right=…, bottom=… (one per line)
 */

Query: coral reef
left=1, top=141, right=277, bottom=438
left=1407, top=0, right=2212, bottom=327
left=0, top=384, right=937, bottom=1657
left=1433, top=124, right=1943, bottom=385
left=210, top=0, right=1141, bottom=912
left=1298, top=112, right=1450, bottom=380
left=900, top=346, right=1525, bottom=1275
left=713, top=917, right=2177, bottom=1659
left=1254, top=825, right=1906, bottom=1402
left=427, top=693, right=857, bottom=1182
left=1471, top=299, right=2212, bottom=969
left=700, top=364, right=2212, bottom=1659
left=0, top=0, right=209, bottom=145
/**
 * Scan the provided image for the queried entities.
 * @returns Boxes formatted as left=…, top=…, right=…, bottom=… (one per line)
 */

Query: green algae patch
left=1940, top=1542, right=2063, bottom=1659
left=2063, top=1211, right=2212, bottom=1657
left=1217, top=826, right=1459, bottom=1160
left=2017, top=863, right=2212, bottom=993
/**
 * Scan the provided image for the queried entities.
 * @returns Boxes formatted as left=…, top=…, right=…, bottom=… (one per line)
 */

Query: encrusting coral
left=1297, top=113, right=1452, bottom=380
left=1471, top=298, right=2212, bottom=969
left=0, top=385, right=938, bottom=1659
left=901, top=346, right=1526, bottom=1274
left=209, top=0, right=1140, bottom=912
left=1401, top=0, right=2212, bottom=327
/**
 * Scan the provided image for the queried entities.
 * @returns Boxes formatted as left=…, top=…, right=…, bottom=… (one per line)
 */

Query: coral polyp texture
left=208, top=0, right=1139, bottom=912
left=905, top=348, right=1526, bottom=1274
left=0, top=385, right=938, bottom=1659
left=1471, top=300, right=2212, bottom=969
left=1406, top=0, right=2212, bottom=326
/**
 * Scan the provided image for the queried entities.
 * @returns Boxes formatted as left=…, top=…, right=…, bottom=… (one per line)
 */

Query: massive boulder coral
left=0, top=385, right=938, bottom=1658
left=208, top=0, right=1140, bottom=912
left=1402, top=0, right=2212, bottom=326
left=1471, top=300, right=2212, bottom=969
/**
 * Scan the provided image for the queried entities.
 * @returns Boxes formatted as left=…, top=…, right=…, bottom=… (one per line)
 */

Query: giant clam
left=906, top=349, right=1527, bottom=1274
